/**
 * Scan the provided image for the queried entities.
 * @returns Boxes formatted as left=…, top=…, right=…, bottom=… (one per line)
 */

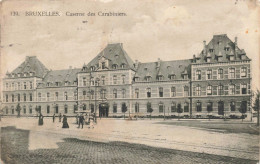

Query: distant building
left=1, top=34, right=252, bottom=118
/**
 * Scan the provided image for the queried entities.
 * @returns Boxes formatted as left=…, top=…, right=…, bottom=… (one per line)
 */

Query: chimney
left=203, top=41, right=206, bottom=54
left=134, top=60, right=139, bottom=69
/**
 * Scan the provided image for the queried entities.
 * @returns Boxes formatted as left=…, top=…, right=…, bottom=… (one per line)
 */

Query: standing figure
left=52, top=113, right=56, bottom=122
left=62, top=115, right=69, bottom=128
left=78, top=114, right=85, bottom=129
left=38, top=113, right=44, bottom=126
left=59, top=113, right=62, bottom=122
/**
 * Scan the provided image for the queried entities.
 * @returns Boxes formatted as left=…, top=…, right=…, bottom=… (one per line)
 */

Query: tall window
left=159, top=87, right=163, bottom=97
left=83, top=91, right=86, bottom=99
left=147, top=88, right=151, bottom=98
left=135, top=103, right=139, bottom=113
left=230, top=102, right=236, bottom=111
left=64, top=92, right=68, bottom=100
left=112, top=64, right=118, bottom=69
left=206, top=85, right=212, bottom=95
left=196, top=86, right=201, bottom=96
left=55, top=92, right=58, bottom=100
left=90, top=90, right=94, bottom=99
left=12, top=94, right=14, bottom=102
left=90, top=104, right=94, bottom=113
left=122, top=75, right=126, bottom=84
left=122, top=89, right=126, bottom=98
left=23, top=94, right=26, bottom=102
left=159, top=103, right=164, bottom=113
left=113, top=75, right=117, bottom=85
left=23, top=106, right=26, bottom=114
left=24, top=82, right=27, bottom=89
left=207, top=102, right=213, bottom=112
left=171, top=102, right=176, bottom=112
left=196, top=70, right=201, bottom=80
left=102, top=62, right=106, bottom=69
left=47, top=105, right=50, bottom=114
left=218, top=69, right=223, bottom=79
left=18, top=82, right=20, bottom=90
left=207, top=70, right=212, bottom=80
left=101, top=89, right=106, bottom=99
left=30, top=82, right=33, bottom=89
left=184, top=86, right=189, bottom=97
left=55, top=105, right=59, bottom=114
left=196, top=102, right=202, bottom=112
left=229, top=84, right=235, bottom=95
left=135, top=89, right=139, bottom=98
left=17, top=94, right=20, bottom=102
left=101, top=76, right=105, bottom=85
left=241, top=84, right=247, bottom=94
left=229, top=68, right=235, bottom=78
left=64, top=105, right=68, bottom=113
left=83, top=77, right=87, bottom=86
left=241, top=67, right=247, bottom=77
left=171, top=87, right=176, bottom=97
left=113, top=89, right=117, bottom=98
left=5, top=83, right=8, bottom=90
left=113, top=103, right=117, bottom=113
left=184, top=102, right=189, bottom=112
left=6, top=94, right=8, bottom=102
left=218, top=85, right=224, bottom=95
left=38, top=93, right=41, bottom=101
left=29, top=106, right=32, bottom=114
left=30, top=93, right=33, bottom=101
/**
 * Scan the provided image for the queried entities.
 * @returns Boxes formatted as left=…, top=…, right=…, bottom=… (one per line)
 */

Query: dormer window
left=209, top=49, right=214, bottom=53
left=90, top=66, right=95, bottom=71
left=24, top=73, right=27, bottom=77
left=145, top=76, right=151, bottom=82
left=65, top=81, right=69, bottom=86
left=18, top=73, right=21, bottom=77
left=112, top=64, right=118, bottom=69
left=157, top=75, right=163, bottom=81
left=206, top=58, right=211, bottom=63
left=46, top=82, right=50, bottom=87
left=224, top=47, right=230, bottom=51
left=134, top=77, right=140, bottom=82
left=183, top=74, right=188, bottom=80
left=241, top=54, right=246, bottom=60
left=101, top=62, right=106, bottom=69
left=169, top=75, right=176, bottom=80
left=115, top=54, right=119, bottom=58
left=144, top=68, right=148, bottom=71
left=56, top=82, right=59, bottom=86
left=230, top=56, right=235, bottom=61
left=121, top=63, right=126, bottom=69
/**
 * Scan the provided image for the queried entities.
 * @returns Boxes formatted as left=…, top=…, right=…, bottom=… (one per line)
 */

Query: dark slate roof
left=134, top=59, right=192, bottom=82
left=194, top=34, right=249, bottom=63
left=38, top=68, right=81, bottom=88
left=9, top=56, right=49, bottom=78
left=85, top=43, right=135, bottom=71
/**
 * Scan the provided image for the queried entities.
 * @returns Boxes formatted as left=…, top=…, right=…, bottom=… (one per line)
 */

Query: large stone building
left=1, top=34, right=252, bottom=118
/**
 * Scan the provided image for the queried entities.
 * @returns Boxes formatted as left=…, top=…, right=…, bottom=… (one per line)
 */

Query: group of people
left=38, top=112, right=95, bottom=129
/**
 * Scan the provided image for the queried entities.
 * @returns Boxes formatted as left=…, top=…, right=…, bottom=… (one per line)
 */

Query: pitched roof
left=134, top=59, right=191, bottom=82
left=10, top=56, right=49, bottom=78
left=195, top=34, right=249, bottom=63
left=86, top=43, right=135, bottom=70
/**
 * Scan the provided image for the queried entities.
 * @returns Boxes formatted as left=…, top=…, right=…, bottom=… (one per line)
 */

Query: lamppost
left=94, top=78, right=100, bottom=124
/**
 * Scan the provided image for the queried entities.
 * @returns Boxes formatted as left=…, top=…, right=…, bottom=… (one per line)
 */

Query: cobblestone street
left=0, top=117, right=259, bottom=164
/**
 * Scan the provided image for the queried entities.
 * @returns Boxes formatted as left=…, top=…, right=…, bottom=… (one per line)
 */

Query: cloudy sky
left=1, top=0, right=259, bottom=88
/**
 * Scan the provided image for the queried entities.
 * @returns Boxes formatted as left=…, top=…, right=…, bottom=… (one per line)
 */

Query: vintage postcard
left=0, top=0, right=259, bottom=163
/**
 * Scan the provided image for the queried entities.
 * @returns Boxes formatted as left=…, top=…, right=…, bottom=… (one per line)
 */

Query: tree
left=121, top=103, right=127, bottom=119
left=177, top=103, right=183, bottom=120
left=147, top=102, right=153, bottom=120
left=253, top=90, right=260, bottom=126
left=207, top=102, right=213, bottom=121
left=239, top=101, right=247, bottom=122
left=16, top=103, right=21, bottom=118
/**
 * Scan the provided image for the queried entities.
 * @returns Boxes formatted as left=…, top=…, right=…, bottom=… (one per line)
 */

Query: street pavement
left=0, top=117, right=259, bottom=163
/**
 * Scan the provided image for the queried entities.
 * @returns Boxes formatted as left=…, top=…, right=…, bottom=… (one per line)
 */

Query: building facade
left=1, top=34, right=252, bottom=118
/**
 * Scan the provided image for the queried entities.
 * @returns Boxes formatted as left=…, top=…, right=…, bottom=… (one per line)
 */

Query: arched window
left=147, top=88, right=151, bottom=98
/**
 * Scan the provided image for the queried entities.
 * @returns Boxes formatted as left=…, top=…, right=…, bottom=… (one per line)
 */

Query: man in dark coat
left=53, top=113, right=55, bottom=122
left=62, top=115, right=69, bottom=128
left=38, top=113, right=44, bottom=126
left=78, top=114, right=85, bottom=129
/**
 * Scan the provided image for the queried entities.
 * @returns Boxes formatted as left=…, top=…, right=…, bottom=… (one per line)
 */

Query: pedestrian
left=53, top=113, right=55, bottom=122
left=38, top=113, right=44, bottom=126
left=62, top=115, right=69, bottom=128
left=59, top=113, right=62, bottom=122
left=78, top=114, right=85, bottom=129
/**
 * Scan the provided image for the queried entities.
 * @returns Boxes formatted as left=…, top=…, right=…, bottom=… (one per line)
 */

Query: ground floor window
left=6, top=108, right=8, bottom=114
left=196, top=102, right=202, bottom=112
left=159, top=103, right=164, bottom=113
left=12, top=108, right=14, bottom=114
left=29, top=107, right=32, bottom=114
left=113, top=104, right=117, bottom=113
left=171, top=103, right=176, bottom=112
left=135, top=103, right=139, bottom=113
left=74, top=105, right=77, bottom=113
left=230, top=102, right=236, bottom=111
left=90, top=104, right=94, bottom=113
left=47, top=106, right=50, bottom=114
left=184, top=102, right=189, bottom=112
left=207, top=102, right=213, bottom=112
left=23, top=106, right=26, bottom=114
left=64, top=105, right=68, bottom=114
left=55, top=106, right=59, bottom=114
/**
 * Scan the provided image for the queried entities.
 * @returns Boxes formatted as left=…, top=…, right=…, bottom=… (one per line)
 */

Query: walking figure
left=62, top=115, right=69, bottom=128
left=53, top=113, right=55, bottom=122
left=59, top=113, right=62, bottom=122
left=78, top=114, right=85, bottom=129
left=38, top=113, right=44, bottom=126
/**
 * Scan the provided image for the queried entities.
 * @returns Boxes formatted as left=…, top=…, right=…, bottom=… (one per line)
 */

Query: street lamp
left=94, top=78, right=100, bottom=124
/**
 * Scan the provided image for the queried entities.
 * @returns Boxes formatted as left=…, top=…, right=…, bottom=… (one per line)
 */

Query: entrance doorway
left=99, top=103, right=109, bottom=117
left=218, top=101, right=224, bottom=115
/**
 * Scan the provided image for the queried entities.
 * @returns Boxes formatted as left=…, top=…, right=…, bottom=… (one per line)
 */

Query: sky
left=0, top=0, right=259, bottom=89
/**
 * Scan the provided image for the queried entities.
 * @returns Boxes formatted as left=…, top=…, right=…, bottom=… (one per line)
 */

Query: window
left=64, top=105, right=68, bottom=113
left=83, top=77, right=87, bottom=86
left=46, top=82, right=50, bottom=87
left=196, top=70, right=201, bottom=80
left=171, top=87, right=176, bottom=97
left=121, top=63, right=126, bottom=68
left=11, top=83, right=14, bottom=90
left=113, top=89, right=117, bottom=98
left=29, top=106, right=32, bottom=114
left=229, top=68, right=235, bottom=78
left=47, top=93, right=50, bottom=101
left=30, top=82, right=33, bottom=89
left=229, top=85, right=235, bottom=95
left=30, top=93, right=33, bottom=101
left=6, top=94, right=8, bottom=102
left=74, top=105, right=78, bottom=113
left=135, top=89, right=139, bottom=98
left=171, top=102, right=176, bottom=112
left=209, top=49, right=214, bottom=53
left=184, top=86, right=189, bottom=97
left=101, top=89, right=106, bottom=99
left=196, top=86, right=201, bottom=96
left=135, top=103, right=139, bottom=113
left=158, top=75, right=163, bottom=81
left=147, top=88, right=151, bottom=98
left=12, top=107, right=14, bottom=114
left=102, top=62, right=106, bottom=69
left=159, top=103, right=164, bottom=113
left=113, top=75, right=117, bottom=85
left=90, top=66, right=95, bottom=71
left=159, top=87, right=163, bottom=97
left=147, top=102, right=152, bottom=113
left=184, top=102, right=189, bottom=112
left=122, top=89, right=126, bottom=98
left=6, top=108, right=8, bottom=114
left=47, top=105, right=50, bottom=114
left=207, top=85, right=212, bottom=95
left=55, top=82, right=59, bottom=86
left=122, top=75, right=126, bottom=84
left=11, top=94, right=14, bottom=102
left=18, top=94, right=20, bottom=102
left=55, top=105, right=59, bottom=113
left=196, top=102, right=202, bottom=112
left=24, top=82, right=27, bottom=89
left=23, top=106, right=26, bottom=114
left=55, top=92, right=58, bottom=100
left=242, top=84, right=247, bottom=94
left=38, top=93, right=41, bottom=101
left=101, top=76, right=105, bottom=85
left=91, top=78, right=94, bottom=86
left=5, top=83, right=8, bottom=90
left=64, top=92, right=68, bottom=100
left=218, top=85, right=224, bottom=95
left=113, top=104, right=117, bottom=113
left=112, top=64, right=118, bottom=69
left=230, top=102, right=236, bottom=111
left=218, top=69, right=223, bottom=79
left=169, top=75, right=176, bottom=80
left=134, top=77, right=140, bottom=82
left=90, top=90, right=94, bottom=99
left=23, top=94, right=26, bottom=102
left=241, top=67, right=247, bottom=77
left=207, top=70, right=212, bottom=80
left=207, top=102, right=213, bottom=112
left=145, top=76, right=151, bottom=82
left=224, top=47, right=230, bottom=51
left=183, top=74, right=188, bottom=80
